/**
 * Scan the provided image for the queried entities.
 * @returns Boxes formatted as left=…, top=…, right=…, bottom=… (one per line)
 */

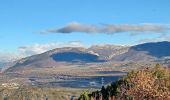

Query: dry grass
left=0, top=86, right=84, bottom=100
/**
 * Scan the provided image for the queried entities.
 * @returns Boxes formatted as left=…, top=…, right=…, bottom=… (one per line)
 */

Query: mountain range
left=4, top=41, right=170, bottom=72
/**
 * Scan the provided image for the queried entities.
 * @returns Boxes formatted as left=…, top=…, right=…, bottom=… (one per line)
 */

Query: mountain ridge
left=4, top=41, right=170, bottom=72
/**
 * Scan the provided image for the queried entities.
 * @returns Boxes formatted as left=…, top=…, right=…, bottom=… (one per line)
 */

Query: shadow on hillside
left=131, top=41, right=170, bottom=58
left=51, top=52, right=105, bottom=63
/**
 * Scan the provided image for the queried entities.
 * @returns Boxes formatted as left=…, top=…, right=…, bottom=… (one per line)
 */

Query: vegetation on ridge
left=79, top=64, right=170, bottom=100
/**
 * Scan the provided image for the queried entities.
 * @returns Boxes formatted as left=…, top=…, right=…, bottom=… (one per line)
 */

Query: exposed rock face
left=87, top=44, right=129, bottom=60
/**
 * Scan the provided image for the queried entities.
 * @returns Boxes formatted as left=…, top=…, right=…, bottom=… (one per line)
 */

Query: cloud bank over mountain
left=0, top=41, right=84, bottom=63
left=0, top=52, right=19, bottom=62
left=18, top=41, right=84, bottom=57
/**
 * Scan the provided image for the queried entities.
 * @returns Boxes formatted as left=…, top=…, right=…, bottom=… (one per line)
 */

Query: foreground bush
left=79, top=64, right=170, bottom=100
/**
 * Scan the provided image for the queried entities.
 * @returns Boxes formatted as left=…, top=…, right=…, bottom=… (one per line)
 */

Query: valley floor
left=0, top=62, right=159, bottom=100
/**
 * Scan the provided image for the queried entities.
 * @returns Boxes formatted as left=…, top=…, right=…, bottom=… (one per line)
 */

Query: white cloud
left=18, top=41, right=84, bottom=57
left=137, top=34, right=170, bottom=44
left=0, top=52, right=20, bottom=62
left=43, top=22, right=169, bottom=34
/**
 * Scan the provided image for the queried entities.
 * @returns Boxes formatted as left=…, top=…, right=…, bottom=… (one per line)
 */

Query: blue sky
left=0, top=0, right=170, bottom=57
